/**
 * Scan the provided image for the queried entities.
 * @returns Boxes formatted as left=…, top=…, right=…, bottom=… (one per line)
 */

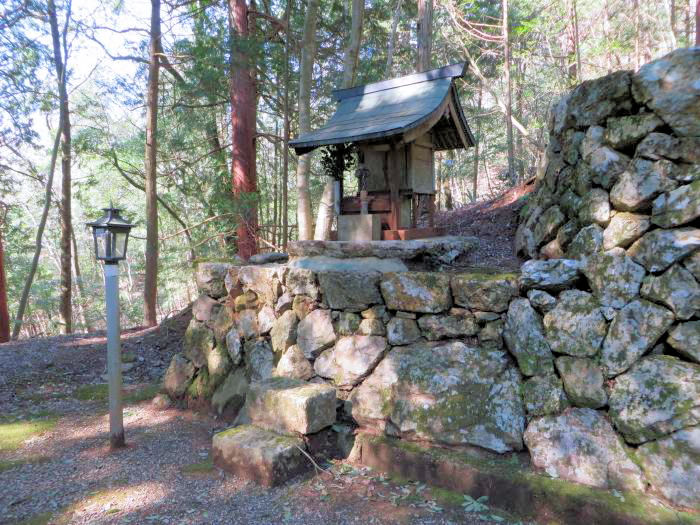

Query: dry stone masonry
left=163, top=48, right=699, bottom=509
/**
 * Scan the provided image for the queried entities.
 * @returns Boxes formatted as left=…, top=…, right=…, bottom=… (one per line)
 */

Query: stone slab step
left=244, top=377, right=337, bottom=435
left=212, top=424, right=309, bottom=487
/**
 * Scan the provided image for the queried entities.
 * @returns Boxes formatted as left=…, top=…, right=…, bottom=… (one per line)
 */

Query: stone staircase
left=212, top=377, right=337, bottom=486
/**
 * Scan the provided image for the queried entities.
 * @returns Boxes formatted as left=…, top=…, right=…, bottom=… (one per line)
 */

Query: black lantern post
left=87, top=206, right=134, bottom=448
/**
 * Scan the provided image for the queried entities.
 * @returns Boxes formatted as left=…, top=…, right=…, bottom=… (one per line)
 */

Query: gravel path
left=0, top=331, right=502, bottom=525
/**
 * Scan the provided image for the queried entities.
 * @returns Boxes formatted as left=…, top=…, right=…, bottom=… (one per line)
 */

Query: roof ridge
left=332, top=62, right=467, bottom=102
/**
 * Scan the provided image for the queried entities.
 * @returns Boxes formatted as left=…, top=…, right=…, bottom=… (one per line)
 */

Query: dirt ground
left=435, top=179, right=535, bottom=271
left=0, top=325, right=518, bottom=525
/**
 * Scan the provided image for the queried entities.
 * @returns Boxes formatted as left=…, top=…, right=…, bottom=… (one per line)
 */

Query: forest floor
left=435, top=178, right=535, bottom=271
left=0, top=315, right=513, bottom=525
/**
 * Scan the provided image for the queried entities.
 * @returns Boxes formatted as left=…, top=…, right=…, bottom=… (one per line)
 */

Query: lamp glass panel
left=113, top=231, right=128, bottom=259
left=94, top=227, right=108, bottom=259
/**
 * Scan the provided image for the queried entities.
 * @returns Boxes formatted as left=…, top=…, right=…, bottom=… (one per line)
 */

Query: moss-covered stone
left=566, top=224, right=604, bottom=260
left=554, top=356, right=607, bottom=408
left=450, top=272, right=519, bottom=313
left=543, top=290, right=607, bottom=358
left=318, top=271, right=382, bottom=311
left=183, top=320, right=214, bottom=368
left=379, top=272, right=452, bottom=313
left=503, top=298, right=554, bottom=376
left=628, top=227, right=700, bottom=273
left=608, top=355, right=700, bottom=444
left=610, top=158, right=678, bottom=211
left=601, top=299, right=674, bottom=377
left=522, top=373, right=568, bottom=416
left=604, top=113, right=664, bottom=149
left=652, top=179, right=700, bottom=228
left=667, top=321, right=700, bottom=363
left=602, top=212, right=650, bottom=250
left=417, top=312, right=478, bottom=340
left=533, top=205, right=566, bottom=246
left=641, top=263, right=700, bottom=320
left=349, top=340, right=525, bottom=453
left=163, top=354, right=195, bottom=399
left=583, top=248, right=646, bottom=309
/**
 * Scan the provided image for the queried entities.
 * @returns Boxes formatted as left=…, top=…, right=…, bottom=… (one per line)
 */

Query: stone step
left=243, top=376, right=337, bottom=435
left=212, top=424, right=309, bottom=487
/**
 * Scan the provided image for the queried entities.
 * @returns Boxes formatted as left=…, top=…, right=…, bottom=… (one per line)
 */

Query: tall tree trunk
left=229, top=0, right=258, bottom=258
left=295, top=0, right=320, bottom=241
left=696, top=0, right=700, bottom=44
left=314, top=0, right=364, bottom=241
left=70, top=226, right=93, bottom=332
left=502, top=0, right=516, bottom=184
left=48, top=0, right=72, bottom=334
left=12, top=129, right=62, bottom=339
left=0, top=223, right=9, bottom=343
left=385, top=0, right=403, bottom=77
left=572, top=0, right=582, bottom=82
left=416, top=0, right=433, bottom=72
left=144, top=0, right=161, bottom=327
left=472, top=84, right=483, bottom=202
left=282, top=0, right=291, bottom=248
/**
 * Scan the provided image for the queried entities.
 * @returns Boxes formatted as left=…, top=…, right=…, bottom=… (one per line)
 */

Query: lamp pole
left=87, top=206, right=133, bottom=449
left=104, top=261, right=124, bottom=448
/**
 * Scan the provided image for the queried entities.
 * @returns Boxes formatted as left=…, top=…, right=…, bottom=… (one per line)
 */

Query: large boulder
left=503, top=298, right=554, bottom=376
left=601, top=299, right=674, bottom=377
left=582, top=248, right=646, bottom=309
left=212, top=425, right=308, bottom=487
left=451, top=272, right=519, bottom=313
left=602, top=212, right=650, bottom=250
left=318, top=271, right=382, bottom=311
left=270, top=310, right=299, bottom=353
left=183, top=321, right=214, bottom=368
left=244, top=377, right=337, bottom=435
left=386, top=317, right=421, bottom=346
left=554, top=357, right=607, bottom=408
left=567, top=71, right=633, bottom=128
left=609, top=159, right=678, bottom=212
left=608, top=355, right=700, bottom=444
left=632, top=47, right=700, bottom=137
left=628, top=227, right=700, bottom=273
left=637, top=426, right=700, bottom=510
left=380, top=272, right=452, bottom=313
left=314, top=335, right=387, bottom=388
left=417, top=312, right=478, bottom=341
left=651, top=180, right=700, bottom=228
left=519, top=259, right=582, bottom=291
left=195, top=261, right=234, bottom=298
left=667, top=321, right=700, bottom=363
left=641, top=264, right=700, bottom=320
left=604, top=113, right=664, bottom=149
left=579, top=188, right=610, bottom=226
left=206, top=344, right=232, bottom=387
left=296, top=308, right=336, bottom=359
left=163, top=354, right=195, bottom=398
left=566, top=224, right=604, bottom=260
left=349, top=341, right=525, bottom=453
left=521, top=374, right=569, bottom=417
left=211, top=368, right=249, bottom=415
left=244, top=339, right=275, bottom=382
left=192, top=295, right=221, bottom=323
left=533, top=206, right=565, bottom=246
left=274, top=345, right=314, bottom=381
left=238, top=265, right=283, bottom=305
left=524, top=408, right=644, bottom=492
left=543, top=290, right=607, bottom=357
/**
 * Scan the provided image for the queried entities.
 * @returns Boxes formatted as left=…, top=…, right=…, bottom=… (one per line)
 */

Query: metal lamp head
left=86, top=206, right=134, bottom=264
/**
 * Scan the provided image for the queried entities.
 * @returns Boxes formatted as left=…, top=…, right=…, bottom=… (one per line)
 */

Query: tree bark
left=385, top=0, right=403, bottom=78
left=314, top=0, right=364, bottom=241
left=472, top=84, right=483, bottom=202
left=282, top=0, right=291, bottom=248
left=502, top=0, right=516, bottom=184
left=416, top=0, right=433, bottom=72
left=70, top=226, right=93, bottom=332
left=228, top=0, right=258, bottom=258
left=12, top=128, right=62, bottom=340
left=143, top=0, right=161, bottom=327
left=48, top=0, right=72, bottom=334
left=0, top=222, right=9, bottom=343
left=295, top=0, right=320, bottom=241
left=696, top=0, right=700, bottom=45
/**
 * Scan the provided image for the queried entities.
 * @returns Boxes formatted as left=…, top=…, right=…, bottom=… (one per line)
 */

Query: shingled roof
left=290, top=62, right=475, bottom=155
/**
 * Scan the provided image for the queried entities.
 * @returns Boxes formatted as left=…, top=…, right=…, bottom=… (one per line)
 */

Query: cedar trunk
left=416, top=0, right=433, bottom=72
left=229, top=0, right=258, bottom=258
left=144, top=0, right=161, bottom=327
left=48, top=0, right=72, bottom=334
left=503, top=0, right=516, bottom=183
left=295, top=0, right=320, bottom=241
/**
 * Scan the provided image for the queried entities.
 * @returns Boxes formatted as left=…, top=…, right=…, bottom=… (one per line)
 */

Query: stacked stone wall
left=163, top=48, right=700, bottom=511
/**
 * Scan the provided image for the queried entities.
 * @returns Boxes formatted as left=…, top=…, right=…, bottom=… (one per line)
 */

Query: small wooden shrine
left=290, top=62, right=474, bottom=241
